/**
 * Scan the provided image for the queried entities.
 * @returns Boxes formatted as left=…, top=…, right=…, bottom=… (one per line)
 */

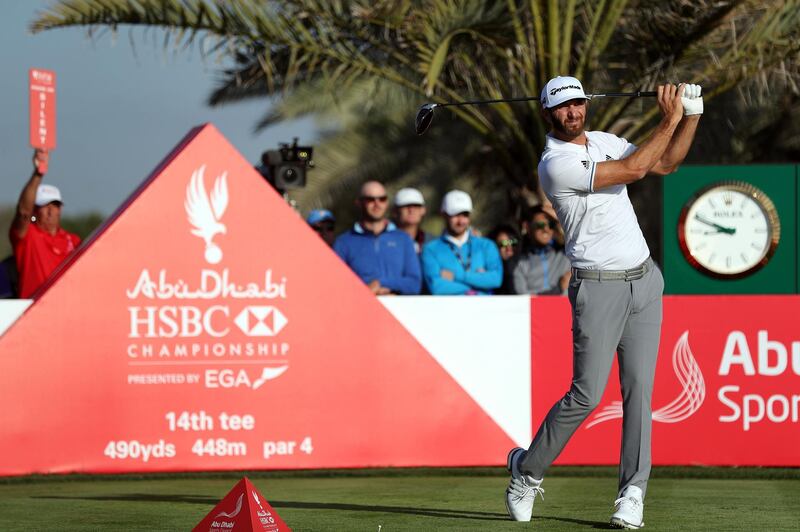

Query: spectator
left=0, top=256, right=18, bottom=299
left=307, top=209, right=336, bottom=247
left=421, top=190, right=502, bottom=295
left=488, top=224, right=520, bottom=295
left=334, top=181, right=421, bottom=295
left=9, top=150, right=81, bottom=298
left=513, top=206, right=571, bottom=295
left=392, top=187, right=431, bottom=254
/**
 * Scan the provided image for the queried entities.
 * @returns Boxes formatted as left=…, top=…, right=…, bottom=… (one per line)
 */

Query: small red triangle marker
left=192, top=477, right=291, bottom=531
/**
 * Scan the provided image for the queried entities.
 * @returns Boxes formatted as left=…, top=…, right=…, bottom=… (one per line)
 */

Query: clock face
left=678, top=181, right=780, bottom=279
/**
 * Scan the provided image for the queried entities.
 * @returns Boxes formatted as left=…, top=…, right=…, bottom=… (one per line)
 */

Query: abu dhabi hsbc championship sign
left=0, top=124, right=512, bottom=475
left=125, top=163, right=290, bottom=387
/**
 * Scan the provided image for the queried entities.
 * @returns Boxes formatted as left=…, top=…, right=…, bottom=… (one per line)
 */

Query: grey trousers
left=520, top=258, right=663, bottom=498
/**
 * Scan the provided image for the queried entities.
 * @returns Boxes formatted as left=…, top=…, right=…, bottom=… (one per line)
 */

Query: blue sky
left=1, top=1, right=317, bottom=214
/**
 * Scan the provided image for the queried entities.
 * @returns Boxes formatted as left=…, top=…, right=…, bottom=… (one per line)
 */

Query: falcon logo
left=185, top=166, right=229, bottom=264
left=253, top=490, right=271, bottom=516
left=586, top=331, right=706, bottom=428
left=234, top=306, right=288, bottom=337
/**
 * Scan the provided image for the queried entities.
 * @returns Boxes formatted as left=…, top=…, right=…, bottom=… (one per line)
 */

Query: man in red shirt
left=10, top=150, right=80, bottom=298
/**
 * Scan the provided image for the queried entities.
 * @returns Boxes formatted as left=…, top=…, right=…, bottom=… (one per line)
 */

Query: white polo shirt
left=538, top=131, right=650, bottom=270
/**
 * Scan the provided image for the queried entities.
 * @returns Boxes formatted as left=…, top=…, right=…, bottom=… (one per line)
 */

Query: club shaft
left=436, top=91, right=657, bottom=108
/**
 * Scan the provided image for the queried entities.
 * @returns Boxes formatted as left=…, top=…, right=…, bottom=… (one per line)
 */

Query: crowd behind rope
left=307, top=180, right=570, bottom=296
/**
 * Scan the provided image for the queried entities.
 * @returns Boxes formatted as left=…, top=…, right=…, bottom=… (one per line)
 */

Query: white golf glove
left=681, top=83, right=703, bottom=116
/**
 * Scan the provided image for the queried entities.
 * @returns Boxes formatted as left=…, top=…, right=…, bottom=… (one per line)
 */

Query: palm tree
left=31, top=0, right=800, bottom=245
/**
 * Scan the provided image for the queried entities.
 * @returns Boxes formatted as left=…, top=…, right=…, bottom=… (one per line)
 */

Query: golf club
left=415, top=91, right=657, bottom=135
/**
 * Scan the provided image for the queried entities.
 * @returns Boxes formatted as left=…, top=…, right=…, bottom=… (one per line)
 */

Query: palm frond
left=30, top=0, right=800, bottom=230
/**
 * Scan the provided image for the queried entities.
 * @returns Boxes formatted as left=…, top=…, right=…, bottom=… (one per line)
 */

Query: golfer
left=504, top=76, right=702, bottom=529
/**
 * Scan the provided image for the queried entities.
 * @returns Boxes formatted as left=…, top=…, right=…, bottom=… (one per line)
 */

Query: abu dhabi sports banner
left=532, top=297, right=800, bottom=466
left=0, top=124, right=797, bottom=476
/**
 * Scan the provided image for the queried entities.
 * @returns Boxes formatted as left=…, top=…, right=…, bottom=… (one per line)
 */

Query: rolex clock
left=678, top=181, right=780, bottom=279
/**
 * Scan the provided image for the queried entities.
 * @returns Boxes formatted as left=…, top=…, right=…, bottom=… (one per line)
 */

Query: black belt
left=573, top=258, right=651, bottom=282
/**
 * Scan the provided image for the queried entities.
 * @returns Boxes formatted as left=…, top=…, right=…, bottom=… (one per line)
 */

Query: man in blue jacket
left=421, top=190, right=502, bottom=295
left=334, top=181, right=421, bottom=295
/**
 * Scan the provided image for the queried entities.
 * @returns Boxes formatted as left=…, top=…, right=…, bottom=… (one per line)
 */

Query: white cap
left=441, top=190, right=473, bottom=216
left=540, top=76, right=590, bottom=109
left=34, top=184, right=63, bottom=207
left=394, top=187, right=425, bottom=207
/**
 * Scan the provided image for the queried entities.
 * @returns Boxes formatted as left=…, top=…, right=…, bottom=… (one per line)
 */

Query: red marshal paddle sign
left=29, top=68, right=57, bottom=151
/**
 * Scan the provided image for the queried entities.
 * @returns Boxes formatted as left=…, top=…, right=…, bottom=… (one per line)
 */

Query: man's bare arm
left=593, top=84, right=684, bottom=190
left=648, top=114, right=701, bottom=176
left=11, top=150, right=48, bottom=239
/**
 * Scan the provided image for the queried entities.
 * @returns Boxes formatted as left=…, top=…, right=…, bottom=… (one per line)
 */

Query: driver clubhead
left=415, top=103, right=437, bottom=135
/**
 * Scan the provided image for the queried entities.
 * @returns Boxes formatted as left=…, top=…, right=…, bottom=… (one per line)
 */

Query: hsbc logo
left=128, top=305, right=288, bottom=339
left=234, top=306, right=288, bottom=337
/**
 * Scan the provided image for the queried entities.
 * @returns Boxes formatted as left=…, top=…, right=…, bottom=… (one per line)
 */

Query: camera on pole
left=258, top=138, right=314, bottom=193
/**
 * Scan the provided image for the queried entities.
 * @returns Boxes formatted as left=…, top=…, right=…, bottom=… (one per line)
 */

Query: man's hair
left=488, top=223, right=520, bottom=243
left=523, top=205, right=557, bottom=225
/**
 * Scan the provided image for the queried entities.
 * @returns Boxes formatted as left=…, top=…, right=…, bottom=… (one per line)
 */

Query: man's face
left=445, top=212, right=470, bottom=237
left=395, top=204, right=425, bottom=227
left=544, top=99, right=587, bottom=139
left=34, top=202, right=62, bottom=230
left=358, top=182, right=388, bottom=222
left=312, top=220, right=336, bottom=246
left=494, top=231, right=517, bottom=261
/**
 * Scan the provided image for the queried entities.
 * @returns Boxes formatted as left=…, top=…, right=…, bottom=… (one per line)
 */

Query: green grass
left=0, top=468, right=797, bottom=531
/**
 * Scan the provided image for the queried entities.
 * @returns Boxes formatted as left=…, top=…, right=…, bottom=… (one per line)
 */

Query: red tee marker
left=192, top=477, right=291, bottom=531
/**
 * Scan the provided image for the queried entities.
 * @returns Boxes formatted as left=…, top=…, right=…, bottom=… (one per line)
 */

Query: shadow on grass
left=33, top=494, right=608, bottom=526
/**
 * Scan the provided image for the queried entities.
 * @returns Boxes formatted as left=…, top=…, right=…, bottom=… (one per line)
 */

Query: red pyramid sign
left=0, top=123, right=513, bottom=475
left=193, top=477, right=290, bottom=531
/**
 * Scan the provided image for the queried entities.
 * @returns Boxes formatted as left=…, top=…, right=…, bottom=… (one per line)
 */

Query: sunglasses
left=533, top=220, right=556, bottom=230
left=361, top=195, right=388, bottom=203
left=313, top=223, right=335, bottom=233
left=498, top=238, right=518, bottom=248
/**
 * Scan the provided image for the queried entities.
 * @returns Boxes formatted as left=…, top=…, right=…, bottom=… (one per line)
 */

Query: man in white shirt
left=504, top=76, right=702, bottom=529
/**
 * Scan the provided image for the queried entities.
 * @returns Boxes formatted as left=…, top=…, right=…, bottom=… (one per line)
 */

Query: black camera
left=258, top=138, right=314, bottom=191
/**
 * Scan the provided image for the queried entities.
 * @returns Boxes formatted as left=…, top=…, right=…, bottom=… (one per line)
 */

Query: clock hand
left=695, top=214, right=736, bottom=235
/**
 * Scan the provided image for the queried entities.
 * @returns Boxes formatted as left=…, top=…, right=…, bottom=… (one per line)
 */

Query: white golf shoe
left=504, top=447, right=544, bottom=521
left=610, top=485, right=644, bottom=529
